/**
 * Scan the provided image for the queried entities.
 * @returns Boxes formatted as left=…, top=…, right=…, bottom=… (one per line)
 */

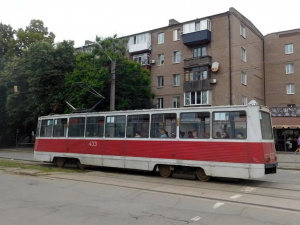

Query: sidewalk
left=1, top=147, right=300, bottom=170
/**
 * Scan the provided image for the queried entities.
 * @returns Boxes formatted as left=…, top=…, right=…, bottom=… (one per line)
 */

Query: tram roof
left=39, top=104, right=269, bottom=119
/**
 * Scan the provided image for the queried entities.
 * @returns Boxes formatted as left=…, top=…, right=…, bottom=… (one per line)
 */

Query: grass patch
left=0, top=158, right=80, bottom=173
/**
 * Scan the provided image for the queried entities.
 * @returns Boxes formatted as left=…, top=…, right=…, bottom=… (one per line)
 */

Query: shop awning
left=271, top=117, right=300, bottom=129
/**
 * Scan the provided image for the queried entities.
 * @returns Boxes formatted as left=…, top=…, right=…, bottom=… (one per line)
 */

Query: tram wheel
left=158, top=165, right=172, bottom=178
left=195, top=168, right=210, bottom=182
left=56, top=158, right=65, bottom=168
left=77, top=161, right=86, bottom=170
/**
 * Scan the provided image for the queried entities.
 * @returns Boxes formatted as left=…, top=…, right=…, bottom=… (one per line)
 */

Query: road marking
left=230, top=194, right=242, bottom=199
left=243, top=187, right=257, bottom=193
left=213, top=202, right=224, bottom=209
left=190, top=216, right=201, bottom=221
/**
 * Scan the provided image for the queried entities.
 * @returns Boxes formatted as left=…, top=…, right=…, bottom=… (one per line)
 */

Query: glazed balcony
left=184, top=56, right=212, bottom=68
left=183, top=30, right=211, bottom=46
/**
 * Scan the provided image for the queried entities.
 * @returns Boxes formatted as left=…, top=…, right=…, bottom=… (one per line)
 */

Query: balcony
left=183, top=30, right=211, bottom=46
left=184, top=56, right=212, bottom=68
left=128, top=33, right=151, bottom=54
left=183, top=80, right=211, bottom=92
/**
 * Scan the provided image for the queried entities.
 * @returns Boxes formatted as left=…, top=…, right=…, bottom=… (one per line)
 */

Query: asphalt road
left=1, top=148, right=300, bottom=224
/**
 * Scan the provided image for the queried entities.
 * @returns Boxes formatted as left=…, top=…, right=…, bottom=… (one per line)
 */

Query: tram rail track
left=1, top=155, right=300, bottom=213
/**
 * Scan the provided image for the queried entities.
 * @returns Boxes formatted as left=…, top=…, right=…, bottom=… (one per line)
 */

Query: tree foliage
left=66, top=35, right=152, bottom=112
left=0, top=20, right=73, bottom=146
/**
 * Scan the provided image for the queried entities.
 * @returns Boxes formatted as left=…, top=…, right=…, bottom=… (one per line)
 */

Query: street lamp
left=94, top=42, right=116, bottom=111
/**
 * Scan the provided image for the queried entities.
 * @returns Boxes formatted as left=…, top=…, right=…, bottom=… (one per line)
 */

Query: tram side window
left=260, top=111, right=273, bottom=139
left=105, top=116, right=126, bottom=138
left=68, top=117, right=86, bottom=137
left=150, top=113, right=176, bottom=138
left=212, top=111, right=247, bottom=139
left=40, top=119, right=53, bottom=137
left=180, top=112, right=210, bottom=139
left=86, top=116, right=104, bottom=137
left=53, top=118, right=67, bottom=137
left=127, top=114, right=150, bottom=138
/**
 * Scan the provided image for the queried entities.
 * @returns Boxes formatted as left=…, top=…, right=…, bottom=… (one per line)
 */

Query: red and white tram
left=34, top=104, right=277, bottom=181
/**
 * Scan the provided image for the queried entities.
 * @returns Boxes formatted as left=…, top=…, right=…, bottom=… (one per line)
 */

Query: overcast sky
left=2, top=0, right=300, bottom=47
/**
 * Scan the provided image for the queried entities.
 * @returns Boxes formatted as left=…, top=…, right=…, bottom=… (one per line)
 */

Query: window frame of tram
left=105, top=115, right=126, bottom=138
left=150, top=113, right=177, bottom=138
left=68, top=117, right=86, bottom=137
left=126, top=114, right=150, bottom=138
left=40, top=119, right=53, bottom=137
left=86, top=116, right=105, bottom=138
left=212, top=111, right=247, bottom=139
left=53, top=118, right=68, bottom=137
left=179, top=112, right=210, bottom=139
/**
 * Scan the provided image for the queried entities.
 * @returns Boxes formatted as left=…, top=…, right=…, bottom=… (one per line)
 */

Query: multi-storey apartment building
left=127, top=7, right=264, bottom=109
left=76, top=7, right=300, bottom=152
left=265, top=30, right=300, bottom=152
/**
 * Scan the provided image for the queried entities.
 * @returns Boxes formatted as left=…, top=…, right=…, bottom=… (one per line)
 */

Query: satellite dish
left=211, top=62, right=219, bottom=72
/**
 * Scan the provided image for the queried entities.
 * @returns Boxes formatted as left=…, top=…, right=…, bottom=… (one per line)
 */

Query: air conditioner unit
left=151, top=60, right=156, bottom=64
left=210, top=79, right=217, bottom=84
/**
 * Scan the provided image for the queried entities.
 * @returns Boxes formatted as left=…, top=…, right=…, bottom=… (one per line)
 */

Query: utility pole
left=110, top=60, right=116, bottom=111
left=94, top=42, right=116, bottom=111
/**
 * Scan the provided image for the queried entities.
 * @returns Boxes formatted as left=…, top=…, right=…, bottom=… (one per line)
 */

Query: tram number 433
left=88, top=141, right=97, bottom=147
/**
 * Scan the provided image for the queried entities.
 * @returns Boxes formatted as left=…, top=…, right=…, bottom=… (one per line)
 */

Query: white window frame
left=241, top=47, right=247, bottom=62
left=173, top=51, right=181, bottom=63
left=173, top=74, right=180, bottom=86
left=285, top=44, right=293, bottom=54
left=157, top=98, right=163, bottom=108
left=286, top=63, right=294, bottom=74
left=242, top=95, right=248, bottom=105
left=158, top=32, right=164, bottom=44
left=173, top=29, right=180, bottom=41
left=158, top=54, right=164, bottom=66
left=286, top=84, right=295, bottom=94
left=241, top=72, right=247, bottom=85
left=184, top=91, right=210, bottom=106
left=240, top=25, right=246, bottom=38
left=172, top=96, right=180, bottom=108
left=157, top=76, right=164, bottom=88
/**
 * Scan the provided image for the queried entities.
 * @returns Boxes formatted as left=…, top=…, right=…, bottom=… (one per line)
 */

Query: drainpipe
left=228, top=11, right=232, bottom=105
left=263, top=39, right=266, bottom=105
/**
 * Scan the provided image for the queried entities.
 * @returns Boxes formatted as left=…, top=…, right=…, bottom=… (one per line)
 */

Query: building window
left=158, top=54, right=164, bottom=66
left=173, top=51, right=181, bottom=63
left=242, top=95, right=248, bottom=105
left=286, top=63, right=294, bottom=74
left=241, top=47, right=247, bottom=62
left=241, top=72, right=247, bottom=85
left=188, top=71, right=208, bottom=81
left=173, top=74, right=180, bottom=86
left=133, top=53, right=150, bottom=65
left=240, top=25, right=246, bottom=38
left=193, top=46, right=207, bottom=58
left=173, top=29, right=180, bottom=41
left=158, top=32, right=164, bottom=44
left=172, top=97, right=180, bottom=108
left=286, top=84, right=295, bottom=94
left=157, top=76, right=164, bottom=88
left=184, top=91, right=210, bottom=106
left=285, top=44, right=293, bottom=54
left=157, top=98, right=163, bottom=108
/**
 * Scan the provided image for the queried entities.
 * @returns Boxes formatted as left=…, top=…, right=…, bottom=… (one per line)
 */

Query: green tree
left=0, top=23, right=17, bottom=69
left=66, top=35, right=152, bottom=112
left=16, top=20, right=55, bottom=51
